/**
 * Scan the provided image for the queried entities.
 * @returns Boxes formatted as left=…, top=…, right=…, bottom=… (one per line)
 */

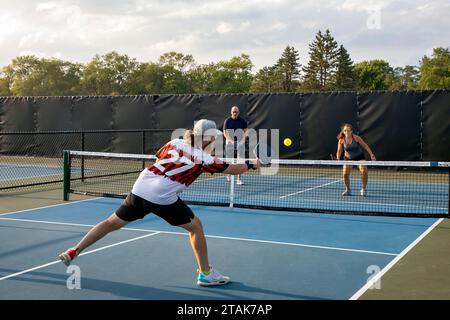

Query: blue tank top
left=343, top=134, right=363, bottom=159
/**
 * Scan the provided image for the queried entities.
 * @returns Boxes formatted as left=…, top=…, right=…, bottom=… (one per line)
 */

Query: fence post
left=81, top=131, right=85, bottom=181
left=142, top=130, right=146, bottom=169
left=63, top=150, right=70, bottom=201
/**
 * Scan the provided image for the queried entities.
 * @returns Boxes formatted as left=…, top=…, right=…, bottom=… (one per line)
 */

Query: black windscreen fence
left=1, top=90, right=449, bottom=162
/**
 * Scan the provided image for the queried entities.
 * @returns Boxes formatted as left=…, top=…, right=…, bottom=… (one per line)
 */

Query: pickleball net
left=63, top=150, right=450, bottom=218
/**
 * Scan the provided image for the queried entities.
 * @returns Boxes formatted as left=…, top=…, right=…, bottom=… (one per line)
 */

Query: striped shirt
left=132, top=139, right=229, bottom=205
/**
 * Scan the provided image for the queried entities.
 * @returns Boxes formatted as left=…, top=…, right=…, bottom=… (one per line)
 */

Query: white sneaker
left=360, top=189, right=366, bottom=197
left=197, top=268, right=230, bottom=286
left=342, top=189, right=350, bottom=196
left=226, top=176, right=231, bottom=182
left=236, top=180, right=244, bottom=185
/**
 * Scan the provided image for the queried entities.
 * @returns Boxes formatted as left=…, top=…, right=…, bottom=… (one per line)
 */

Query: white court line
left=0, top=231, right=160, bottom=282
left=280, top=179, right=342, bottom=199
left=279, top=186, right=446, bottom=211
left=201, top=233, right=397, bottom=256
left=0, top=217, right=398, bottom=256
left=349, top=218, right=443, bottom=300
left=0, top=197, right=106, bottom=217
left=0, top=217, right=152, bottom=233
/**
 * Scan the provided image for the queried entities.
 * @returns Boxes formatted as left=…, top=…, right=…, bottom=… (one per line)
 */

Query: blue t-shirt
left=223, top=117, right=248, bottom=131
left=223, top=117, right=248, bottom=145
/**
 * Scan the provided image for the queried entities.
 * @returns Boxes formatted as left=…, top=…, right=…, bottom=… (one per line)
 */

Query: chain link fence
left=0, top=129, right=174, bottom=192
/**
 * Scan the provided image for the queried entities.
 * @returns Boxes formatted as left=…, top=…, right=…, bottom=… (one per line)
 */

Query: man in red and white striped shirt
left=59, top=119, right=261, bottom=286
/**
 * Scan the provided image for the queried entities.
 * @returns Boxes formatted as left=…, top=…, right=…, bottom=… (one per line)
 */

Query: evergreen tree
left=389, top=66, right=419, bottom=90
left=274, top=45, right=301, bottom=92
left=302, top=29, right=339, bottom=90
left=333, top=45, right=356, bottom=90
left=251, top=66, right=275, bottom=92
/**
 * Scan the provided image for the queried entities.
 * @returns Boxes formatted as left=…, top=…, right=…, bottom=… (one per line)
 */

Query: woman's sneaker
left=197, top=268, right=230, bottom=286
left=342, top=189, right=350, bottom=196
left=58, top=248, right=78, bottom=266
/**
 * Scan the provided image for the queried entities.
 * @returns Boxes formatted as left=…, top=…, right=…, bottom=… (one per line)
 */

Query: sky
left=0, top=0, right=449, bottom=72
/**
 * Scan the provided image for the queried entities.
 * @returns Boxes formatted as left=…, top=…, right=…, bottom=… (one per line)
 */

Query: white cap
left=193, top=119, right=222, bottom=139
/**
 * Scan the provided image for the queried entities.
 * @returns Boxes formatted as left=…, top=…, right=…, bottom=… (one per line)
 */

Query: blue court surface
left=0, top=163, right=89, bottom=181
left=0, top=197, right=439, bottom=300
left=0, top=163, right=63, bottom=181
left=183, top=175, right=448, bottom=215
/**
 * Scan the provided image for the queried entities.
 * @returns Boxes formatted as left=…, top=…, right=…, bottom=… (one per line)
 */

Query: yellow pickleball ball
left=283, top=138, right=292, bottom=147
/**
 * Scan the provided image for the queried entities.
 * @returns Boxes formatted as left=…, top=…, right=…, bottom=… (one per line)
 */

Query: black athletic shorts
left=116, top=193, right=195, bottom=226
left=345, top=153, right=365, bottom=161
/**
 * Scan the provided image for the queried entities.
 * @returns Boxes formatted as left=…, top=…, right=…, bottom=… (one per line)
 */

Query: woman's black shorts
left=345, top=153, right=365, bottom=161
left=115, top=193, right=195, bottom=226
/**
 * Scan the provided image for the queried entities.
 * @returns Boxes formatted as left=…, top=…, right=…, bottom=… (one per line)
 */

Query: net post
left=63, top=150, right=71, bottom=201
left=229, top=157, right=236, bottom=208
left=229, top=174, right=234, bottom=208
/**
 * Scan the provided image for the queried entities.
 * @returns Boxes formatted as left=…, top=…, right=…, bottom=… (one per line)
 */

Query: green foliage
left=419, top=47, right=450, bottom=89
left=0, top=40, right=448, bottom=96
left=81, top=51, right=140, bottom=95
left=275, top=46, right=301, bottom=92
left=190, top=54, right=253, bottom=93
left=333, top=45, right=356, bottom=90
left=302, top=29, right=339, bottom=91
left=250, top=66, right=281, bottom=92
left=354, top=60, right=394, bottom=90
left=389, top=66, right=420, bottom=90
left=0, top=72, right=12, bottom=96
left=250, top=46, right=300, bottom=93
left=3, top=55, right=82, bottom=96
left=158, top=51, right=196, bottom=72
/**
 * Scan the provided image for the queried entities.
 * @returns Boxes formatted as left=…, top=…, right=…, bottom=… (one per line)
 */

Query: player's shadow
left=0, top=268, right=326, bottom=300
left=0, top=267, right=217, bottom=300
left=170, top=281, right=326, bottom=300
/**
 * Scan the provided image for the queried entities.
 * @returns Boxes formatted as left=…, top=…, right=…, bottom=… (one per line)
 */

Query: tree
left=81, top=51, right=140, bottom=95
left=128, top=62, right=165, bottom=94
left=389, top=65, right=419, bottom=90
left=216, top=54, right=253, bottom=93
left=333, top=45, right=356, bottom=90
left=189, top=54, right=253, bottom=93
left=189, top=63, right=218, bottom=93
left=158, top=51, right=196, bottom=72
left=3, top=55, right=82, bottom=96
left=419, top=47, right=450, bottom=89
left=0, top=71, right=12, bottom=96
left=274, top=46, right=301, bottom=92
left=354, top=60, right=394, bottom=90
left=302, top=29, right=339, bottom=91
left=157, top=52, right=196, bottom=93
left=250, top=66, right=281, bottom=92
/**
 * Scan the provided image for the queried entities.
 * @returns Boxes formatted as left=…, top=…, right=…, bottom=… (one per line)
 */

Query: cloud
left=0, top=13, right=24, bottom=44
left=217, top=22, right=233, bottom=34
left=0, top=0, right=449, bottom=71
left=340, top=0, right=393, bottom=12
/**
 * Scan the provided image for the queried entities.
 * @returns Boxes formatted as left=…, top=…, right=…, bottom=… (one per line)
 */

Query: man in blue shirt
left=223, top=106, right=248, bottom=185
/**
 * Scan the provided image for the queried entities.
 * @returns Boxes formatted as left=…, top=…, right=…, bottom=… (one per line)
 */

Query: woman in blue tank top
left=336, top=124, right=376, bottom=196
